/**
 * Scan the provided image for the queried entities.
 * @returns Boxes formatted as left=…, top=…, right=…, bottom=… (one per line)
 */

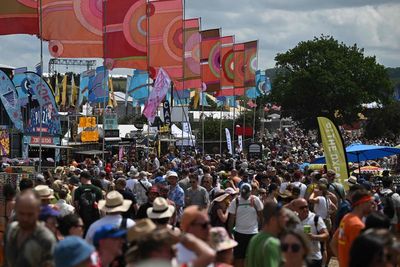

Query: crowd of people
left=2, top=127, right=400, bottom=267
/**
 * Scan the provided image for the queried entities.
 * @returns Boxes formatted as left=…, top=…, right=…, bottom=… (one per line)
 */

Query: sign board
left=81, top=131, right=99, bottom=142
left=104, top=113, right=118, bottom=130
left=104, top=129, right=120, bottom=138
left=248, top=143, right=262, bottom=159
left=79, top=117, right=97, bottom=128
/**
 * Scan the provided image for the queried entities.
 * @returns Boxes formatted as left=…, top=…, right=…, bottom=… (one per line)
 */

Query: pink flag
left=247, top=100, right=257, bottom=108
left=143, top=68, right=171, bottom=123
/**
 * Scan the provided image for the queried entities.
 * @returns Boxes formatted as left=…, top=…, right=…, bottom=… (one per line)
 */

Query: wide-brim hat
left=128, top=169, right=139, bottom=178
left=209, top=227, right=238, bottom=252
left=98, top=190, right=132, bottom=213
left=345, top=176, right=358, bottom=186
left=127, top=219, right=157, bottom=243
left=34, top=185, right=55, bottom=200
left=214, top=193, right=230, bottom=203
left=147, top=197, right=175, bottom=219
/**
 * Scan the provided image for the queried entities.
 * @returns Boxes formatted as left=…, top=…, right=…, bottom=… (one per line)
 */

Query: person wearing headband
left=330, top=189, right=374, bottom=267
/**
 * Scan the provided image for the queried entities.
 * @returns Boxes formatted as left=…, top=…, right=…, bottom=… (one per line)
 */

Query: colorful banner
left=317, top=117, right=349, bottom=188
left=89, top=66, right=109, bottom=103
left=225, top=128, right=233, bottom=155
left=78, top=69, right=95, bottom=106
left=175, top=18, right=201, bottom=90
left=61, top=74, right=67, bottom=107
left=0, top=128, right=10, bottom=156
left=24, top=72, right=61, bottom=135
left=143, top=68, right=171, bottom=123
left=12, top=67, right=29, bottom=107
left=42, top=0, right=103, bottom=58
left=244, top=40, right=258, bottom=88
left=104, top=0, right=147, bottom=70
left=0, top=70, right=23, bottom=131
left=0, top=0, right=38, bottom=35
left=127, top=69, right=149, bottom=103
left=218, top=36, right=235, bottom=96
left=200, top=29, right=221, bottom=93
left=148, top=0, right=183, bottom=81
left=163, top=100, right=171, bottom=126
left=233, top=43, right=245, bottom=95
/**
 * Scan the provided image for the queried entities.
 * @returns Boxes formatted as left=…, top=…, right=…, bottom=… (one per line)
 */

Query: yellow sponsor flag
left=61, top=75, right=67, bottom=107
left=55, top=75, right=60, bottom=105
left=70, top=74, right=78, bottom=107
left=317, top=117, right=349, bottom=189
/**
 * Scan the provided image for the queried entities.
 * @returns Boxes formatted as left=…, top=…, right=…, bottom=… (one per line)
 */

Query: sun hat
left=166, top=170, right=178, bottom=178
left=128, top=168, right=139, bottom=178
left=146, top=197, right=175, bottom=219
left=345, top=176, right=358, bottom=186
left=225, top=187, right=239, bottom=195
left=205, top=155, right=212, bottom=161
left=34, top=185, right=55, bottom=200
left=127, top=218, right=157, bottom=243
left=214, top=193, right=230, bottom=203
left=54, top=236, right=94, bottom=267
left=98, top=190, right=132, bottom=213
left=93, top=224, right=127, bottom=247
left=180, top=205, right=207, bottom=232
left=209, top=227, right=238, bottom=252
left=139, top=171, right=148, bottom=178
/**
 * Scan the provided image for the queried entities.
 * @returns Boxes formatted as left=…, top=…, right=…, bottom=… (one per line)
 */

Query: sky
left=0, top=0, right=399, bottom=75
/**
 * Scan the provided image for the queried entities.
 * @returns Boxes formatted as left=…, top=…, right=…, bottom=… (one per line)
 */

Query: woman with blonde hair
left=280, top=230, right=311, bottom=267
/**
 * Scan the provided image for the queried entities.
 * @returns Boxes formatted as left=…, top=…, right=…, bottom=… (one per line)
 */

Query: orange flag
left=217, top=36, right=235, bottom=96
left=200, top=29, right=221, bottom=93
left=0, top=0, right=38, bottom=35
left=244, top=40, right=258, bottom=88
left=233, top=43, right=245, bottom=95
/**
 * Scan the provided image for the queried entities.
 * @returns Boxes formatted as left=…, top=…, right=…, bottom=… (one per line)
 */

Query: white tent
left=171, top=124, right=196, bottom=146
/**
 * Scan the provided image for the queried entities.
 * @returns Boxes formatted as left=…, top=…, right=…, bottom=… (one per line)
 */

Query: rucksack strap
left=138, top=180, right=149, bottom=194
left=329, top=183, right=345, bottom=200
left=120, top=217, right=128, bottom=229
left=314, top=214, right=320, bottom=233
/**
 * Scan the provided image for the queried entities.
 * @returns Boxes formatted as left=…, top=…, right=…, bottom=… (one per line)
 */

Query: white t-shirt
left=291, top=181, right=307, bottom=198
left=299, top=212, right=326, bottom=260
left=381, top=188, right=400, bottom=224
left=279, top=182, right=290, bottom=193
left=227, top=195, right=263, bottom=234
left=126, top=178, right=138, bottom=192
left=313, top=196, right=331, bottom=219
left=85, top=214, right=135, bottom=245
left=176, top=243, right=213, bottom=267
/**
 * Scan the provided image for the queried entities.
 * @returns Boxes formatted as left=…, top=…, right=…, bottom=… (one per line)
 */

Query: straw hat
left=345, top=176, right=358, bottom=186
left=98, top=191, right=132, bottom=213
left=147, top=197, right=175, bottom=219
left=209, top=227, right=238, bottom=252
left=214, top=193, right=230, bottom=203
left=127, top=219, right=157, bottom=242
left=34, top=185, right=55, bottom=200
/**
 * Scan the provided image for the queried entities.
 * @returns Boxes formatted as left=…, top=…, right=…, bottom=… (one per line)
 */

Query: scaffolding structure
left=48, top=58, right=96, bottom=74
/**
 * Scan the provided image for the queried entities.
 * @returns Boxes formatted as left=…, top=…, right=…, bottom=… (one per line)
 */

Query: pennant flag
left=233, top=43, right=245, bottom=95
left=104, top=0, right=147, bottom=70
left=217, top=36, right=235, bottom=96
left=0, top=70, right=23, bottom=131
left=148, top=0, right=183, bottom=82
left=317, top=117, right=349, bottom=188
left=200, top=29, right=221, bottom=93
left=89, top=66, right=109, bottom=103
left=12, top=67, right=29, bottom=107
left=143, top=68, right=171, bottom=123
left=175, top=18, right=201, bottom=90
left=42, top=0, right=103, bottom=58
left=24, top=72, right=62, bottom=135
left=0, top=0, right=38, bottom=35
left=61, top=75, right=67, bottom=107
left=225, top=128, right=233, bottom=155
left=127, top=69, right=149, bottom=103
left=244, top=40, right=258, bottom=88
left=70, top=75, right=78, bottom=107
left=125, top=75, right=132, bottom=107
left=54, top=74, right=60, bottom=105
left=78, top=69, right=95, bottom=106
left=255, top=70, right=266, bottom=95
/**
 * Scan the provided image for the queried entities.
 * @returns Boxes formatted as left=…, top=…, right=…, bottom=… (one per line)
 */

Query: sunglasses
left=281, top=243, right=301, bottom=253
left=191, top=221, right=210, bottom=229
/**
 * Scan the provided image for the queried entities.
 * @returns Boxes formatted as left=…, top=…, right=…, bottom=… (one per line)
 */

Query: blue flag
left=128, top=70, right=149, bottom=105
left=78, top=69, right=95, bottom=106
left=89, top=66, right=109, bottom=103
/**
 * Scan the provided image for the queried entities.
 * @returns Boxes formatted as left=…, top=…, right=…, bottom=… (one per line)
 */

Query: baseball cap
left=93, top=224, right=127, bottom=247
left=54, top=236, right=94, bottom=267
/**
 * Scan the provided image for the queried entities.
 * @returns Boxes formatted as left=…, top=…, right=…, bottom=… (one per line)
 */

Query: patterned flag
left=200, top=29, right=221, bottom=93
left=127, top=70, right=149, bottom=104
left=143, top=68, right=171, bottom=123
left=78, top=69, right=95, bottom=106
left=104, top=0, right=147, bottom=70
left=12, top=67, right=29, bottom=107
left=244, top=40, right=258, bottom=88
left=0, top=70, right=23, bottom=131
left=217, top=36, right=235, bottom=96
left=148, top=0, right=183, bottom=82
left=70, top=75, right=78, bottom=107
left=89, top=66, right=109, bottom=103
left=125, top=75, right=132, bottom=107
left=233, top=43, right=245, bottom=95
left=42, top=0, right=103, bottom=58
left=0, top=0, right=38, bottom=35
left=54, top=74, right=60, bottom=105
left=175, top=18, right=201, bottom=90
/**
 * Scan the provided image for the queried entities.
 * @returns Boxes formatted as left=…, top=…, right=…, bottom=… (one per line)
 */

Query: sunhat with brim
left=214, top=193, right=230, bottom=203
left=209, top=227, right=238, bottom=252
left=128, top=169, right=139, bottom=178
left=34, top=185, right=55, bottom=200
left=93, top=224, right=127, bottom=247
left=127, top=218, right=157, bottom=243
left=225, top=187, right=239, bottom=195
left=54, top=236, right=94, bottom=267
left=98, top=190, right=132, bottom=213
left=147, top=197, right=175, bottom=219
left=345, top=176, right=358, bottom=186
left=166, top=170, right=178, bottom=178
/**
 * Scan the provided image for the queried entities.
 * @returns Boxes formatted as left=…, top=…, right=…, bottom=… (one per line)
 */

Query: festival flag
left=108, top=77, right=117, bottom=108
left=0, top=0, right=38, bottom=35
left=125, top=75, right=132, bottom=107
left=200, top=29, right=221, bottom=93
left=127, top=70, right=149, bottom=104
left=244, top=40, right=258, bottom=88
left=0, top=70, right=23, bottom=131
left=255, top=70, right=267, bottom=94
left=78, top=69, right=95, bottom=106
left=193, top=89, right=200, bottom=109
left=175, top=18, right=201, bottom=90
left=173, top=89, right=190, bottom=105
left=233, top=43, right=245, bottom=95
left=54, top=74, right=60, bottom=105
left=12, top=67, right=29, bottom=107
left=143, top=68, right=171, bottom=123
left=41, top=0, right=103, bottom=58
left=70, top=75, right=78, bottom=107
left=217, top=36, right=235, bottom=96
left=104, top=0, right=147, bottom=70
left=148, top=0, right=183, bottom=82
left=317, top=117, right=349, bottom=188
left=61, top=74, right=67, bottom=107
left=89, top=66, right=109, bottom=103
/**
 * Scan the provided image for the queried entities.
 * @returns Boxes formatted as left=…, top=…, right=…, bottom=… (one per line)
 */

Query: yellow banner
left=317, top=117, right=349, bottom=189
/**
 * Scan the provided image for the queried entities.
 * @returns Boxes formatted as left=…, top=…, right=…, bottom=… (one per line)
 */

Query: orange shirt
left=334, top=213, right=365, bottom=267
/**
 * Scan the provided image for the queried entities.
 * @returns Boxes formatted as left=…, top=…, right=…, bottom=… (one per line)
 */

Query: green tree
left=270, top=35, right=393, bottom=129
left=364, top=102, right=400, bottom=140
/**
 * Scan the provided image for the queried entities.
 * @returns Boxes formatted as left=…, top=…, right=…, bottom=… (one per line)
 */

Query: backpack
left=78, top=187, right=100, bottom=226
left=381, top=192, right=395, bottom=219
